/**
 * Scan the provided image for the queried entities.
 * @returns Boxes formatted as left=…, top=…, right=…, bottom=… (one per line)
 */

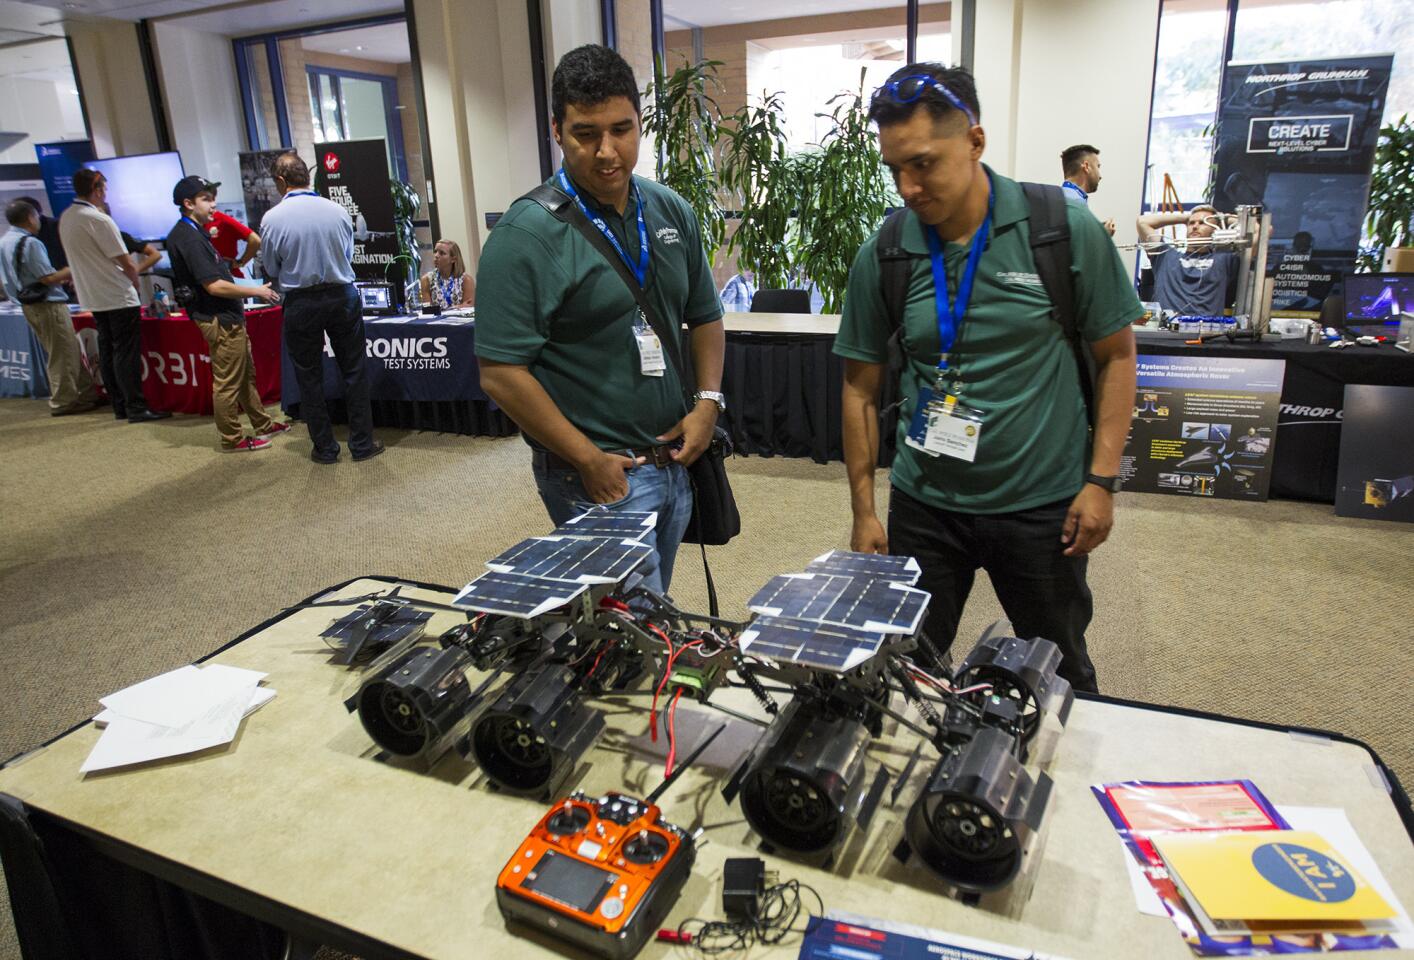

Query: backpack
left=874, top=182, right=1094, bottom=466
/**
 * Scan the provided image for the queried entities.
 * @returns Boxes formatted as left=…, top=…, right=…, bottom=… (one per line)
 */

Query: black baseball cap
left=172, top=175, right=221, bottom=206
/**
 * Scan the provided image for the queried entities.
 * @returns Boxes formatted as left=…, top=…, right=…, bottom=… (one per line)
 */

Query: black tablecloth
left=721, top=330, right=1414, bottom=502
left=722, top=331, right=844, bottom=462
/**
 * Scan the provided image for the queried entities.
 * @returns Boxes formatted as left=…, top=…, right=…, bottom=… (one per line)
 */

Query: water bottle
left=152, top=287, right=170, bottom=319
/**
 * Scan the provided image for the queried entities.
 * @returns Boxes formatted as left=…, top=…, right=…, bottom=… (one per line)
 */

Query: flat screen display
left=1344, top=273, right=1414, bottom=324
left=358, top=283, right=391, bottom=312
left=521, top=851, right=616, bottom=914
left=85, top=152, right=185, bottom=243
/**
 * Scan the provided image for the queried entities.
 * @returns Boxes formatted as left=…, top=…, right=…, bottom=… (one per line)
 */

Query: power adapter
left=722, top=857, right=766, bottom=920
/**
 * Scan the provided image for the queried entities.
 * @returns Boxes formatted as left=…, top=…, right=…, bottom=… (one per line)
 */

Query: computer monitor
left=1344, top=273, right=1414, bottom=325
left=357, top=282, right=394, bottom=315
left=84, top=152, right=186, bottom=243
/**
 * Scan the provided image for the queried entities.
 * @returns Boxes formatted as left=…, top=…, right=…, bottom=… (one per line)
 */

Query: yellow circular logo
left=965, top=425, right=977, bottom=437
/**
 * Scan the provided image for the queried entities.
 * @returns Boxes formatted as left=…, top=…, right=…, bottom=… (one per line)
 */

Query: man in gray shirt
left=1, top=199, right=99, bottom=414
left=260, top=152, right=380, bottom=464
left=1136, top=204, right=1240, bottom=316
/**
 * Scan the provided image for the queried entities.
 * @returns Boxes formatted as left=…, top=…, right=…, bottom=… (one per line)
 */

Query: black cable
left=676, top=879, right=825, bottom=954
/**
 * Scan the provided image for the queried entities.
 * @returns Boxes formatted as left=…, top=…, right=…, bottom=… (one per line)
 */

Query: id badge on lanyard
left=906, top=384, right=984, bottom=462
left=634, top=309, right=666, bottom=377
left=906, top=178, right=993, bottom=462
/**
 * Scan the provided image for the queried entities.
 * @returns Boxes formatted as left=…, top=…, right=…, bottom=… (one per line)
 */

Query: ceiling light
left=355, top=45, right=363, bottom=50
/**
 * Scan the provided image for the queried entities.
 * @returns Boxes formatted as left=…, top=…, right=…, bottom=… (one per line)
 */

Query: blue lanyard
left=1063, top=181, right=1088, bottom=201
left=924, top=181, right=993, bottom=372
left=556, top=168, right=650, bottom=288
left=181, top=216, right=204, bottom=233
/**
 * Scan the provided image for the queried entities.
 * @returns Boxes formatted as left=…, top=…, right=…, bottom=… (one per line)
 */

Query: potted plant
left=643, top=58, right=727, bottom=266
left=1361, top=114, right=1414, bottom=272
left=795, top=72, right=898, bottom=313
left=721, top=90, right=801, bottom=290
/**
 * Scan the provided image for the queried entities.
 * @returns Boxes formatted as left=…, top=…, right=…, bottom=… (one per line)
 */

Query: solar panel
left=552, top=509, right=658, bottom=542
left=804, top=550, right=921, bottom=585
left=320, top=605, right=430, bottom=644
left=451, top=571, right=588, bottom=619
left=738, top=616, right=890, bottom=673
left=485, top=535, right=652, bottom=584
left=746, top=573, right=928, bottom=634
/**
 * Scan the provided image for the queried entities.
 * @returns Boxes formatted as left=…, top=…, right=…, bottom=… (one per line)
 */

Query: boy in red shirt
left=201, top=183, right=262, bottom=278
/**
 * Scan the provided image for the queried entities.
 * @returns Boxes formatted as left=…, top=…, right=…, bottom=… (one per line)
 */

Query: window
left=0, top=38, right=87, bottom=165
left=1232, top=0, right=1414, bottom=128
left=306, top=67, right=409, bottom=181
left=1142, top=0, right=1228, bottom=209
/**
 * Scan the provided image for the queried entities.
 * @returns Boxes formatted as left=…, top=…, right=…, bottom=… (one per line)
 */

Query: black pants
left=887, top=485, right=1099, bottom=693
left=91, top=306, right=148, bottom=416
left=282, top=283, right=374, bottom=457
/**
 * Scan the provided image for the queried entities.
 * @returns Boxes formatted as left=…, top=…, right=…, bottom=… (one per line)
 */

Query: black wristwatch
left=1086, top=473, right=1123, bottom=493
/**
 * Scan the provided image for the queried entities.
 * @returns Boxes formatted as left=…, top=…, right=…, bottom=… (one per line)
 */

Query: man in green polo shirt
left=475, top=44, right=725, bottom=594
left=836, top=64, right=1141, bottom=692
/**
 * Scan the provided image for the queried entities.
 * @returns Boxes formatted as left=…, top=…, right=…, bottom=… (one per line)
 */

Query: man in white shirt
left=58, top=168, right=170, bottom=422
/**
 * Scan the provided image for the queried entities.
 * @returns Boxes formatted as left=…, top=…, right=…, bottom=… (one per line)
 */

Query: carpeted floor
left=2, top=400, right=1411, bottom=959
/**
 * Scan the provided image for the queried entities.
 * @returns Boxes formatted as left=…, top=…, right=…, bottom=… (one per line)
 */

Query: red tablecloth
left=71, top=306, right=283, bottom=416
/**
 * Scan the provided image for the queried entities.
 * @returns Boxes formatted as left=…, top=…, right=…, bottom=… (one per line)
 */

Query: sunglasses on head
left=873, top=75, right=978, bottom=127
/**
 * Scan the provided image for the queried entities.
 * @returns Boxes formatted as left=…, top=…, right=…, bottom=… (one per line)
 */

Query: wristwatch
left=1085, top=473, right=1123, bottom=493
left=695, top=390, right=727, bottom=414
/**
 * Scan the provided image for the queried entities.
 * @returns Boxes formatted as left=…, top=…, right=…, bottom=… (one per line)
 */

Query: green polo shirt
left=475, top=173, right=723, bottom=450
left=835, top=167, right=1142, bottom=514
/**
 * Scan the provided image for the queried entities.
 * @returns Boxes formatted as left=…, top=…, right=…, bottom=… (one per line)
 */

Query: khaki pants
left=22, top=300, right=97, bottom=410
left=194, top=316, right=273, bottom=447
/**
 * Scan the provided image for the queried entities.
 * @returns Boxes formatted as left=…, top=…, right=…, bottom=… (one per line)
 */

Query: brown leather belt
left=534, top=444, right=679, bottom=471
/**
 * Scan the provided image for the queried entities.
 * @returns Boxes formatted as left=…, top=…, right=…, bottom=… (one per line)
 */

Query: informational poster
left=237, top=149, right=286, bottom=232
left=1334, top=384, right=1414, bottom=523
left=35, top=140, right=95, bottom=217
left=1122, top=355, right=1286, bottom=501
left=312, top=138, right=401, bottom=288
left=1211, top=55, right=1393, bottom=314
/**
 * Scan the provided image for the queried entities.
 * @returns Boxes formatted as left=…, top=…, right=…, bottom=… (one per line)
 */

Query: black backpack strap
left=877, top=208, right=914, bottom=336
left=1021, top=182, right=1094, bottom=425
left=873, top=208, right=923, bottom=467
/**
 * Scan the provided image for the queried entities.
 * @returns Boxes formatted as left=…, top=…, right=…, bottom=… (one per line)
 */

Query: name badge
left=904, top=387, right=984, bottom=462
left=635, top=313, right=666, bottom=377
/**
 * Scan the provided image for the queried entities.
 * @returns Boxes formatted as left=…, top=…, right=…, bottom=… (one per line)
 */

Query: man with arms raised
left=476, top=44, right=725, bottom=594
left=836, top=65, right=1141, bottom=692
left=1137, top=204, right=1241, bottom=316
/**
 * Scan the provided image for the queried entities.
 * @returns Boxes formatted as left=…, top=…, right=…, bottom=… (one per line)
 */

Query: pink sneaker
left=223, top=436, right=273, bottom=453
left=256, top=421, right=293, bottom=438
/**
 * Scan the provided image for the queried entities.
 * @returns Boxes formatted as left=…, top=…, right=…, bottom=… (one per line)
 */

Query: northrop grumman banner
left=1211, top=54, right=1392, bottom=314
left=313, top=138, right=401, bottom=287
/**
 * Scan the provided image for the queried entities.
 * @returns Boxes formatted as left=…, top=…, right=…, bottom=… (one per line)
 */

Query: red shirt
left=204, top=210, right=254, bottom=277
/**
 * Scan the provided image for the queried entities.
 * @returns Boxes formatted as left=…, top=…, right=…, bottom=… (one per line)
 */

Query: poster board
left=238, top=149, right=287, bottom=232
left=1334, top=384, right=1414, bottom=523
left=312, top=138, right=401, bottom=293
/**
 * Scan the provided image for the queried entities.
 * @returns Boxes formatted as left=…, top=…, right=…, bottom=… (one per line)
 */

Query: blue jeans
left=532, top=457, right=693, bottom=595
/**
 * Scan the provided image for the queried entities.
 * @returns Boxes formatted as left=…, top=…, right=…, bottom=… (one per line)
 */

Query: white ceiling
left=299, top=22, right=409, bottom=63
left=664, top=0, right=924, bottom=31
left=0, top=36, right=78, bottom=82
left=7, top=0, right=403, bottom=36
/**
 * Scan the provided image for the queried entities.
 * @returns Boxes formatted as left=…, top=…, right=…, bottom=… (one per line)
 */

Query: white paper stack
left=82, top=664, right=275, bottom=774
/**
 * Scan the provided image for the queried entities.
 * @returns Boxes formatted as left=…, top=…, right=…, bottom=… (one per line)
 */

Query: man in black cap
left=166, top=175, right=290, bottom=452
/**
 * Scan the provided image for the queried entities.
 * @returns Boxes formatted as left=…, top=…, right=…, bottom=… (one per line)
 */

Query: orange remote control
left=496, top=791, right=694, bottom=959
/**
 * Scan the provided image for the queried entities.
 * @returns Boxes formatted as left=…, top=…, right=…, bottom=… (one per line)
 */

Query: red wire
left=585, top=639, right=614, bottom=679
left=664, top=688, right=684, bottom=778
left=648, top=627, right=674, bottom=742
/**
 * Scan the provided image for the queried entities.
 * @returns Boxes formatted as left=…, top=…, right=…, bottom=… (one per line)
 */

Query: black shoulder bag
left=12, top=236, right=52, bottom=306
left=519, top=184, right=741, bottom=554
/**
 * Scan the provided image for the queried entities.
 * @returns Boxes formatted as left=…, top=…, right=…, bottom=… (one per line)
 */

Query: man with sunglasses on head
left=835, top=64, right=1141, bottom=693
left=475, top=44, right=725, bottom=595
